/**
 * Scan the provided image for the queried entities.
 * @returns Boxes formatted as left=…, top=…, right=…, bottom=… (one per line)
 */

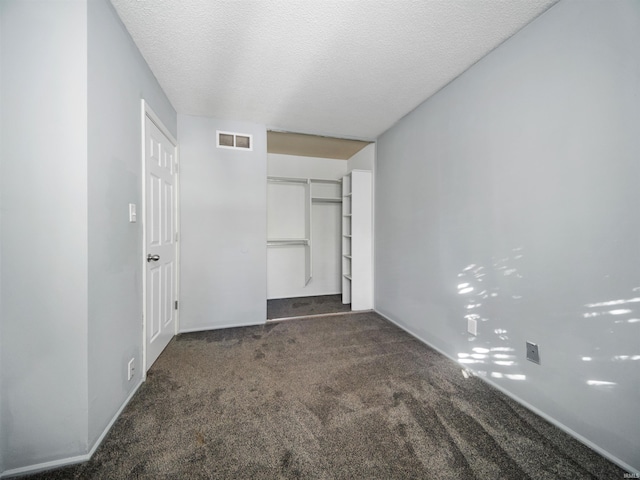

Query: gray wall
left=375, top=0, right=640, bottom=472
left=179, top=115, right=267, bottom=331
left=347, top=143, right=375, bottom=173
left=87, top=0, right=176, bottom=446
left=0, top=0, right=89, bottom=470
left=0, top=6, right=4, bottom=473
left=0, top=0, right=177, bottom=473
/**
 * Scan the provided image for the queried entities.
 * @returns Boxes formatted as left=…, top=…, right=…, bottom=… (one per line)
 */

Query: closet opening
left=266, top=131, right=374, bottom=321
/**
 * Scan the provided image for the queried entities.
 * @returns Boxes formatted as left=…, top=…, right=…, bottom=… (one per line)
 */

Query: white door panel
left=145, top=116, right=177, bottom=371
left=149, top=266, right=161, bottom=340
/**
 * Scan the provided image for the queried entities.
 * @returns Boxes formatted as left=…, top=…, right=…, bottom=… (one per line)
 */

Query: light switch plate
left=129, top=203, right=137, bottom=223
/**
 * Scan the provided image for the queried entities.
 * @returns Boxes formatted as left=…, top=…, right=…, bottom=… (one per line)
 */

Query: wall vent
left=216, top=130, right=253, bottom=151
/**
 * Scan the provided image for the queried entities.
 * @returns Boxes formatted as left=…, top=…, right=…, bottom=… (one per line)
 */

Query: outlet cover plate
left=127, top=358, right=135, bottom=381
left=526, top=341, right=540, bottom=364
left=467, top=318, right=477, bottom=336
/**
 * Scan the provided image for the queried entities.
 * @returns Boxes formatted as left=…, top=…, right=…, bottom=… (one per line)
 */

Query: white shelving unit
left=342, top=170, right=373, bottom=310
left=267, top=175, right=341, bottom=286
left=267, top=176, right=312, bottom=284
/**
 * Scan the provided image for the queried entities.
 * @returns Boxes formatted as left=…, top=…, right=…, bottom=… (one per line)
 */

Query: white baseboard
left=1, top=453, right=89, bottom=479
left=375, top=309, right=638, bottom=475
left=1, top=379, right=144, bottom=479
left=87, top=378, right=144, bottom=456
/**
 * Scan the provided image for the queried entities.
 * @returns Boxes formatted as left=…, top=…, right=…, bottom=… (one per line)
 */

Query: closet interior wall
left=267, top=154, right=347, bottom=300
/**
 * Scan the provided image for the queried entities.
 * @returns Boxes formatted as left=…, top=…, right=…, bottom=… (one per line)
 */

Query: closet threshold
left=267, top=310, right=361, bottom=323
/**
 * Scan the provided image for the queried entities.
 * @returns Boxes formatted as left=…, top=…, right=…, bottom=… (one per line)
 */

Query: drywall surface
left=267, top=154, right=347, bottom=299
left=375, top=0, right=640, bottom=472
left=0, top=7, right=3, bottom=474
left=347, top=143, right=375, bottom=172
left=87, top=0, right=176, bottom=446
left=268, top=154, right=347, bottom=179
left=0, top=1, right=89, bottom=471
left=179, top=115, right=267, bottom=331
left=0, top=7, right=4, bottom=474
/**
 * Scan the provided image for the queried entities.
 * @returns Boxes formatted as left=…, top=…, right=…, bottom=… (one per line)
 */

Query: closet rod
left=267, top=176, right=342, bottom=184
left=310, top=178, right=342, bottom=184
left=267, top=176, right=308, bottom=184
left=267, top=239, right=309, bottom=246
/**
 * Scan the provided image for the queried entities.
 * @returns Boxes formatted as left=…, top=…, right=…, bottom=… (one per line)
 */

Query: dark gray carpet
left=267, top=294, right=351, bottom=320
left=26, top=312, right=625, bottom=479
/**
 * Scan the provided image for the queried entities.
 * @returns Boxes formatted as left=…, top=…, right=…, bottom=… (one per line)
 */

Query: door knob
left=147, top=254, right=160, bottom=262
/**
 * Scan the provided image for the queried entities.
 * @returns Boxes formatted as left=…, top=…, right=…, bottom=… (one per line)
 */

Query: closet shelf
left=267, top=176, right=308, bottom=184
left=311, top=197, right=342, bottom=203
left=341, top=170, right=373, bottom=311
left=267, top=238, right=309, bottom=246
left=310, top=178, right=342, bottom=184
left=268, top=176, right=342, bottom=184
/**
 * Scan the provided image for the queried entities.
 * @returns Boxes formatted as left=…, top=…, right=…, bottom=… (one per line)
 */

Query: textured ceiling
left=110, top=0, right=558, bottom=140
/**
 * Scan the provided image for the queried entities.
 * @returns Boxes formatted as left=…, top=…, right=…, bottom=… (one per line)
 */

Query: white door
left=145, top=115, right=177, bottom=371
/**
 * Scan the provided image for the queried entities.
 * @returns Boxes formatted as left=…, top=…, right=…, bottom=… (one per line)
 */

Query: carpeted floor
left=267, top=294, right=352, bottom=320
left=26, top=312, right=625, bottom=479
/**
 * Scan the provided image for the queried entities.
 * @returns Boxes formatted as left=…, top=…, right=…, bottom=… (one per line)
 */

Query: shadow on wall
left=454, top=247, right=640, bottom=390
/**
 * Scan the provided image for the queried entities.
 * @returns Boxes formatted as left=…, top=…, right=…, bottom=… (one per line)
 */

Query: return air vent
left=216, top=130, right=253, bottom=151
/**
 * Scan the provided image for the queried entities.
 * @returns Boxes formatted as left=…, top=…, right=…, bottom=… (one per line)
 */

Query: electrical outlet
left=467, top=318, right=477, bottom=336
left=127, top=358, right=135, bottom=381
left=526, top=342, right=540, bottom=364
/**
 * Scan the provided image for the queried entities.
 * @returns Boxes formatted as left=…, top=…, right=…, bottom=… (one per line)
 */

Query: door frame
left=141, top=99, right=180, bottom=377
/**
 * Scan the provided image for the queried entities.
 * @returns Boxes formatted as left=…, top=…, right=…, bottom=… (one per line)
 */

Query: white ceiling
left=110, top=0, right=558, bottom=140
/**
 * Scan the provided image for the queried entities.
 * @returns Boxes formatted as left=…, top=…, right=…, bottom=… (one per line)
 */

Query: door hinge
left=175, top=300, right=179, bottom=310
left=175, top=232, right=179, bottom=242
